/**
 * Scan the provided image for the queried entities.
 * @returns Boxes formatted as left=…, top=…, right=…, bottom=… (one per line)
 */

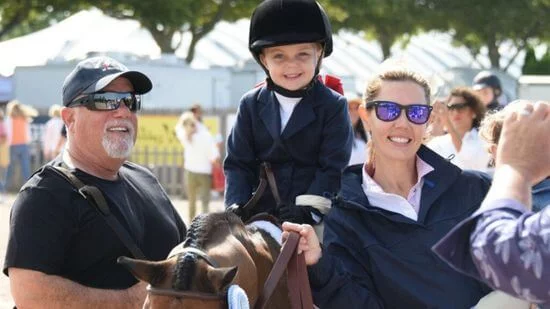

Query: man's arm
left=467, top=201, right=550, bottom=303
left=10, top=268, right=146, bottom=309
left=433, top=101, right=550, bottom=303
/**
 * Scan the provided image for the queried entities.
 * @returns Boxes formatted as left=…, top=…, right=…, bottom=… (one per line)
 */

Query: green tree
left=523, top=46, right=550, bottom=75
left=326, top=0, right=427, bottom=59
left=1, top=0, right=256, bottom=64
left=100, top=0, right=255, bottom=63
left=0, top=0, right=88, bottom=40
left=424, top=0, right=550, bottom=71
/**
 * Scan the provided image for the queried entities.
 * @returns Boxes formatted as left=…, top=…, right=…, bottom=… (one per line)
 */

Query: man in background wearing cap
left=472, top=70, right=504, bottom=112
left=3, top=56, right=186, bottom=308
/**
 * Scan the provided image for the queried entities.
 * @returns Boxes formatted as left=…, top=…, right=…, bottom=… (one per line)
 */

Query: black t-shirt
left=3, top=159, right=186, bottom=289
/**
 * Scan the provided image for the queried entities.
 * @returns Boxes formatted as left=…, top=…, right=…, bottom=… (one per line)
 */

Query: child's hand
left=282, top=222, right=322, bottom=265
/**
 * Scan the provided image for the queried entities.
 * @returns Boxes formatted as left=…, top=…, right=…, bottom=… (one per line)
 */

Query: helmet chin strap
left=264, top=52, right=324, bottom=98
left=266, top=77, right=315, bottom=98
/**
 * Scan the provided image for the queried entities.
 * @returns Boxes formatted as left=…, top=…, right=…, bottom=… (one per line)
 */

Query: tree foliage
left=324, top=0, right=428, bottom=60
left=0, top=0, right=88, bottom=40
left=97, top=0, right=256, bottom=63
left=423, top=0, right=550, bottom=70
left=2, top=0, right=550, bottom=71
left=523, top=46, right=550, bottom=75
left=0, top=0, right=256, bottom=64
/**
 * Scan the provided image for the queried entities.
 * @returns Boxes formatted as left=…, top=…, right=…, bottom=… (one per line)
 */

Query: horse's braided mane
left=173, top=212, right=244, bottom=290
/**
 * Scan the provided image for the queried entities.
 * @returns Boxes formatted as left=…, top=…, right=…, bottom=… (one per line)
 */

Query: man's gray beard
left=102, top=134, right=134, bottom=159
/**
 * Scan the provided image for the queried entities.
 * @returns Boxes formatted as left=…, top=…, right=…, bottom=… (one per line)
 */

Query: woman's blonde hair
left=6, top=100, right=38, bottom=119
left=177, top=111, right=196, bottom=127
left=363, top=63, right=431, bottom=172
left=48, top=104, right=62, bottom=118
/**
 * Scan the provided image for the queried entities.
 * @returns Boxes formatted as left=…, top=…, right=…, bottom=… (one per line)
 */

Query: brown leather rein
left=147, top=232, right=312, bottom=309
left=242, top=162, right=282, bottom=211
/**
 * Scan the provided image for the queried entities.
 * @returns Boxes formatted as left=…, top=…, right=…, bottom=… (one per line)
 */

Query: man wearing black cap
left=3, top=56, right=186, bottom=308
left=472, top=70, right=504, bottom=112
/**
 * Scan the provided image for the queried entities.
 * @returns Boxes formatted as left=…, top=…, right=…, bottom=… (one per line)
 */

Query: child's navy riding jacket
left=224, top=79, right=352, bottom=215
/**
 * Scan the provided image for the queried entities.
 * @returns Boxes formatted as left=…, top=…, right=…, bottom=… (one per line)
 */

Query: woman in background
left=5, top=100, right=37, bottom=190
left=480, top=100, right=550, bottom=212
left=427, top=87, right=489, bottom=172
left=347, top=97, right=368, bottom=166
left=0, top=109, right=9, bottom=201
left=41, top=104, right=64, bottom=161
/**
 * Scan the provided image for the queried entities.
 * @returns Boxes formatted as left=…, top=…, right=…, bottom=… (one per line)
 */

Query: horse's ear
left=117, top=256, right=169, bottom=285
left=207, top=266, right=238, bottom=291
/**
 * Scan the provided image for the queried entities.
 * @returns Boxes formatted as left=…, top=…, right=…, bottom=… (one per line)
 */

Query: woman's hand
left=282, top=222, right=322, bottom=265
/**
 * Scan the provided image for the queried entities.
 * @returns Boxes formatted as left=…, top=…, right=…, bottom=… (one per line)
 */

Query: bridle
left=146, top=286, right=226, bottom=302
left=145, top=231, right=311, bottom=309
left=146, top=162, right=312, bottom=308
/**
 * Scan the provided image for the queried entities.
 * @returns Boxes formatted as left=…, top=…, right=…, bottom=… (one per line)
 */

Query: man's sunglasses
left=447, top=102, right=469, bottom=111
left=69, top=92, right=141, bottom=112
left=365, top=101, right=432, bottom=125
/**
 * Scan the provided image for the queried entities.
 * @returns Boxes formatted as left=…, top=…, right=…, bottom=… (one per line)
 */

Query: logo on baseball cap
left=62, top=56, right=152, bottom=106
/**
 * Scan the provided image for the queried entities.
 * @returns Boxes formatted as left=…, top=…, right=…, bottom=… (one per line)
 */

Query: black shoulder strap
left=44, top=165, right=147, bottom=260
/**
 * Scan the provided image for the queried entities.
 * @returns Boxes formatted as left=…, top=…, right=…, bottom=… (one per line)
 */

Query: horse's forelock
left=173, top=253, right=196, bottom=290
left=174, top=212, right=246, bottom=291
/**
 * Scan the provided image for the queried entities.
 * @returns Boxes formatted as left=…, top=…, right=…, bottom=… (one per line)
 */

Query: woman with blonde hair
left=0, top=109, right=9, bottom=201
left=283, top=62, right=491, bottom=308
left=41, top=104, right=64, bottom=161
left=5, top=100, right=37, bottom=190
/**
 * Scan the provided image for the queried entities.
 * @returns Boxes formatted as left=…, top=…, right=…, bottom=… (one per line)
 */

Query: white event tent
left=0, top=8, right=525, bottom=101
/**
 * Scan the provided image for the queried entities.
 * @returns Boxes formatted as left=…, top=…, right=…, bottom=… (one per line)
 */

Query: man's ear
left=61, top=107, right=76, bottom=132
left=60, top=107, right=74, bottom=131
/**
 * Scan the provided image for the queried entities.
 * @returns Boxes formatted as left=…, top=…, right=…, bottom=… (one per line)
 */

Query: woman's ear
left=488, top=144, right=497, bottom=157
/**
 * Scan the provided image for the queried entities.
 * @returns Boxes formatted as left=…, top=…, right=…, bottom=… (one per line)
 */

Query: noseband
left=146, top=246, right=227, bottom=302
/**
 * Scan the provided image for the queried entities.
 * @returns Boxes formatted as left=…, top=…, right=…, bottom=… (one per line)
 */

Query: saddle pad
left=248, top=220, right=283, bottom=245
left=228, top=285, right=250, bottom=309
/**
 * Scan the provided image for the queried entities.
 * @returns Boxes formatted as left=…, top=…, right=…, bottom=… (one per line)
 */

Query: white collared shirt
left=274, top=92, right=301, bottom=133
left=175, top=126, right=219, bottom=175
left=361, top=156, right=434, bottom=221
left=427, top=128, right=490, bottom=172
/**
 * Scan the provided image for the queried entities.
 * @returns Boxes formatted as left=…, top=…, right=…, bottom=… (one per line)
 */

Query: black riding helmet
left=249, top=0, right=333, bottom=97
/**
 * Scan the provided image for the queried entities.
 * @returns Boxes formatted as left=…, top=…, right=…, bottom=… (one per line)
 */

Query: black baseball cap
left=62, top=56, right=152, bottom=106
left=472, top=71, right=502, bottom=92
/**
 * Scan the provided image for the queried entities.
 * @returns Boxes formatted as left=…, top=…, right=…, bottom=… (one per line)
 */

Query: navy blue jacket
left=533, top=178, right=550, bottom=212
left=224, top=80, right=352, bottom=214
left=308, top=146, right=492, bottom=308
